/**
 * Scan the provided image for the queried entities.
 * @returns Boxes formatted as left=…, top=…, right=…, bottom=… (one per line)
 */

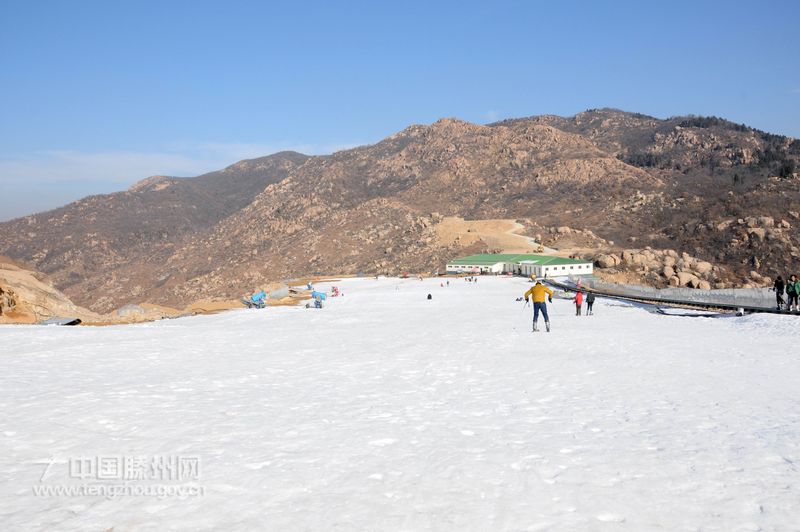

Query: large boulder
left=697, top=280, right=712, bottom=291
left=629, top=252, right=648, bottom=266
left=0, top=286, right=16, bottom=315
left=595, top=254, right=620, bottom=269
left=662, top=265, right=676, bottom=279
left=748, top=228, right=766, bottom=242
left=677, top=271, right=700, bottom=287
left=621, top=250, right=636, bottom=264
left=694, top=261, right=713, bottom=275
left=757, top=216, right=774, bottom=228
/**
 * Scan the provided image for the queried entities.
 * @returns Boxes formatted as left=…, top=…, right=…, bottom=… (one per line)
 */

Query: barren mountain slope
left=137, top=119, right=659, bottom=309
left=0, top=152, right=307, bottom=309
left=1, top=110, right=798, bottom=312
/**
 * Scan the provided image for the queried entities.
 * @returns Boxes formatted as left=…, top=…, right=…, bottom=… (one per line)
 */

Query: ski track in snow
left=1, top=276, right=799, bottom=531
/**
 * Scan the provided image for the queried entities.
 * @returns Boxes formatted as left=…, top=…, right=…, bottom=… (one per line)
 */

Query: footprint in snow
left=144, top=504, right=170, bottom=514
left=243, top=461, right=272, bottom=470
left=369, top=438, right=397, bottom=447
left=596, top=513, right=625, bottom=523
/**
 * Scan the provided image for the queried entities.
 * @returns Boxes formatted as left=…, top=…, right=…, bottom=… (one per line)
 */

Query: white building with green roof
left=445, top=253, right=593, bottom=278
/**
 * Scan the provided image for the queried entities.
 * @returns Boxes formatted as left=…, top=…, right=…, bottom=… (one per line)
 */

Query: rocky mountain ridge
left=1, top=109, right=798, bottom=312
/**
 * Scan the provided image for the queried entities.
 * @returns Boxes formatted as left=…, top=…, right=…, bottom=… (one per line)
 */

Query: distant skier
left=787, top=275, right=799, bottom=312
left=523, top=280, right=554, bottom=332
left=774, top=276, right=786, bottom=310
left=573, top=291, right=583, bottom=316
left=794, top=275, right=800, bottom=311
left=586, top=291, right=595, bottom=315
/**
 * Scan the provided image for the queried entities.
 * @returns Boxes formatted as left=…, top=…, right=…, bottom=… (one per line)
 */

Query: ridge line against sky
left=1, top=0, right=798, bottom=220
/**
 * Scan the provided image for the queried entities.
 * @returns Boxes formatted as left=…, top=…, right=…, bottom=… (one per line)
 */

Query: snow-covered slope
left=1, top=277, right=799, bottom=531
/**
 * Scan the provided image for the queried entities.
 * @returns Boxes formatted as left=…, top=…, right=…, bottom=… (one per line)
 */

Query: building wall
left=445, top=262, right=504, bottom=274
left=540, top=263, right=594, bottom=277
left=447, top=260, right=593, bottom=276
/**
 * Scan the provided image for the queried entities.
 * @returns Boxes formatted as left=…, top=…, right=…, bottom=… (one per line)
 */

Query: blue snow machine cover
left=311, top=291, right=327, bottom=301
left=242, top=290, right=267, bottom=309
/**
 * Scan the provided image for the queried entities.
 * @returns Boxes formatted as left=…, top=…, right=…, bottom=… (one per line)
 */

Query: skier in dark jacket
left=774, top=276, right=785, bottom=311
left=586, top=292, right=596, bottom=315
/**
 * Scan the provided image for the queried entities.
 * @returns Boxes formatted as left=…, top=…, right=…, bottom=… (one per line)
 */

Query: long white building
left=445, top=253, right=594, bottom=278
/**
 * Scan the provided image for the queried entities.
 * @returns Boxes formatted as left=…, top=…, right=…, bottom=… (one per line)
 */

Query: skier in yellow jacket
left=524, top=281, right=554, bottom=332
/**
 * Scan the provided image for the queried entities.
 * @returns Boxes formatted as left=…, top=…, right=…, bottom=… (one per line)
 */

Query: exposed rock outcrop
left=0, top=256, right=103, bottom=324
left=593, top=247, right=740, bottom=289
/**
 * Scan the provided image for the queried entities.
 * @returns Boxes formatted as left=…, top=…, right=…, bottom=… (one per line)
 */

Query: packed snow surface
left=1, top=277, right=799, bottom=531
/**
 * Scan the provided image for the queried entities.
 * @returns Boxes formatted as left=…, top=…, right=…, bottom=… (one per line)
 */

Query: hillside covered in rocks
left=1, top=109, right=798, bottom=312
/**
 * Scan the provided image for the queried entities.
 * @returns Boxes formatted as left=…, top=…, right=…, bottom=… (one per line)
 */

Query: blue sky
left=1, top=0, right=798, bottom=220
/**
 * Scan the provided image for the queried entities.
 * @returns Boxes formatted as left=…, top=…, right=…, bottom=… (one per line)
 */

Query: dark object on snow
left=39, top=317, right=82, bottom=326
left=775, top=276, right=785, bottom=309
left=586, top=292, right=596, bottom=315
left=427, top=293, right=432, bottom=300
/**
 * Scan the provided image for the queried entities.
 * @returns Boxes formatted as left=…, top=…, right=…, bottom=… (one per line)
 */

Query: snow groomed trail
left=1, top=276, right=799, bottom=531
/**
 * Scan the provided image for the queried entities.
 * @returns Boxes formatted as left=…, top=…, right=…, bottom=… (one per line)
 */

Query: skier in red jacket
left=573, top=291, right=583, bottom=316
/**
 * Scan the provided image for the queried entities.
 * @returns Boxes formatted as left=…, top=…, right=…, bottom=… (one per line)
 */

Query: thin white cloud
left=0, top=141, right=359, bottom=187
left=165, top=141, right=360, bottom=162
left=0, top=150, right=212, bottom=185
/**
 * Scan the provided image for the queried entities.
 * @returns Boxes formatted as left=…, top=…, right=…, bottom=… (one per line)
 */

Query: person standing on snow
left=787, top=275, right=799, bottom=311
left=523, top=280, right=554, bottom=332
left=586, top=291, right=595, bottom=315
left=774, top=276, right=786, bottom=310
left=573, top=291, right=583, bottom=316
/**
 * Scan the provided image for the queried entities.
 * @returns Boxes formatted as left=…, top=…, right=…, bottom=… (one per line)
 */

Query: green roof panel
left=447, top=253, right=589, bottom=266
